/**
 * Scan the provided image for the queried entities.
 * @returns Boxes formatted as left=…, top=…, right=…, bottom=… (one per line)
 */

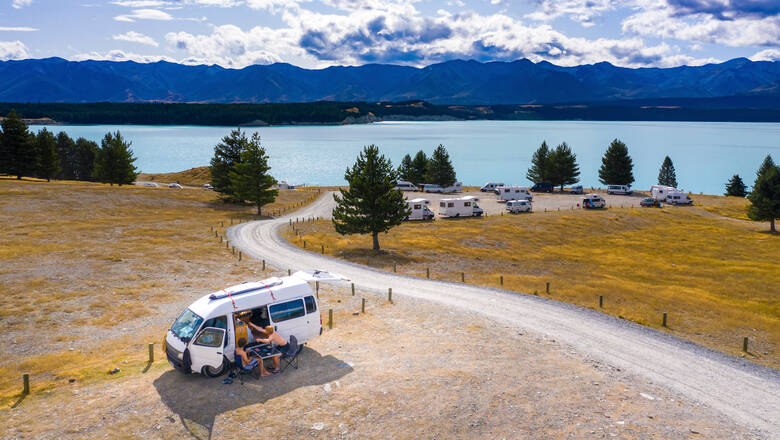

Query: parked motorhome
left=438, top=196, right=483, bottom=218
left=277, top=181, right=296, bottom=190
left=480, top=182, right=505, bottom=192
left=666, top=190, right=692, bottom=205
left=651, top=185, right=676, bottom=202
left=607, top=184, right=632, bottom=195
left=582, top=194, right=606, bottom=209
left=506, top=199, right=532, bottom=213
left=164, top=271, right=343, bottom=378
left=495, top=186, right=533, bottom=202
left=423, top=182, right=463, bottom=193
left=406, top=198, right=434, bottom=220
left=395, top=181, right=419, bottom=192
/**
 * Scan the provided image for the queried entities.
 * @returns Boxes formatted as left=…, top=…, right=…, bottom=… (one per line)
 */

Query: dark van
left=531, top=182, right=554, bottom=193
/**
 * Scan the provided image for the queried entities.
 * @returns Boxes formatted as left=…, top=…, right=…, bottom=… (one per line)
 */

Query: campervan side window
left=202, top=315, right=227, bottom=330
left=193, top=328, right=224, bottom=347
left=414, top=204, right=421, bottom=209
left=440, top=202, right=445, bottom=207
left=464, top=202, right=471, bottom=207
left=269, top=299, right=305, bottom=323
left=304, top=296, right=317, bottom=314
left=504, top=188, right=510, bottom=193
left=447, top=202, right=454, bottom=207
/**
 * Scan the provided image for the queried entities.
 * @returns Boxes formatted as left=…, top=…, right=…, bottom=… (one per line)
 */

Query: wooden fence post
left=321, top=244, right=324, bottom=254
left=743, top=337, right=749, bottom=352
left=328, top=309, right=333, bottom=329
left=500, top=275, right=503, bottom=286
left=546, top=282, right=550, bottom=293
left=288, top=269, right=291, bottom=276
left=351, top=283, right=355, bottom=296
left=393, top=263, right=397, bottom=273
left=316, top=281, right=319, bottom=298
left=239, top=251, right=242, bottom=262
left=599, top=295, right=603, bottom=308
left=662, top=312, right=667, bottom=327
left=262, top=259, right=266, bottom=271
left=361, top=298, right=366, bottom=313
left=22, top=373, right=29, bottom=395
left=388, top=288, right=392, bottom=303
left=148, top=343, right=154, bottom=363
left=461, top=272, right=465, bottom=282
left=426, top=267, right=430, bottom=279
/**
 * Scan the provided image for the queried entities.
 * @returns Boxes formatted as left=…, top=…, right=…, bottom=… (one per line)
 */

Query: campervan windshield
left=171, top=308, right=204, bottom=341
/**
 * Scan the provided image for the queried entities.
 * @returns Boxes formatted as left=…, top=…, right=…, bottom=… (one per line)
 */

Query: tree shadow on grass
left=152, top=348, right=352, bottom=440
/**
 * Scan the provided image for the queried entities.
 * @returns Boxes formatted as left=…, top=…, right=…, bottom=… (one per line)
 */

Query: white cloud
left=71, top=49, right=175, bottom=63
left=12, top=0, right=32, bottom=9
left=113, top=31, right=159, bottom=46
left=114, top=8, right=174, bottom=22
left=525, top=0, right=614, bottom=27
left=0, top=26, right=38, bottom=31
left=111, top=0, right=170, bottom=6
left=0, top=40, right=30, bottom=60
left=165, top=25, right=286, bottom=66
left=751, top=48, right=780, bottom=61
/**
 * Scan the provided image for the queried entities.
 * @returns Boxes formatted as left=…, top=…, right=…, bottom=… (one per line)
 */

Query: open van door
left=188, top=327, right=226, bottom=376
left=292, top=270, right=349, bottom=283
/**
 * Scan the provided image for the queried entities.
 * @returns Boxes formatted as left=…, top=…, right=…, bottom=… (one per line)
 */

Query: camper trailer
left=582, top=194, right=606, bottom=209
left=666, top=190, right=692, bottom=205
left=395, top=181, right=419, bottom=191
left=438, top=196, right=483, bottom=218
left=423, top=182, right=463, bottom=193
left=164, top=271, right=343, bottom=378
left=481, top=182, right=505, bottom=192
left=651, top=185, right=676, bottom=202
left=495, top=186, right=533, bottom=202
left=506, top=199, right=532, bottom=213
left=406, top=198, right=434, bottom=220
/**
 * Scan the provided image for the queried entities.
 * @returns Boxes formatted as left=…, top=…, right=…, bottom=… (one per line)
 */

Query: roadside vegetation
left=0, top=178, right=319, bottom=404
left=285, top=198, right=779, bottom=368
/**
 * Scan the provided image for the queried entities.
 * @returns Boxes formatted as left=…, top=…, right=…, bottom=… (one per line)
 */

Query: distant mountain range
left=2, top=57, right=780, bottom=105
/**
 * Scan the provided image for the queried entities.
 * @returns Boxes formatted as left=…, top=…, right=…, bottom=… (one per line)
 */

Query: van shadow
left=152, top=348, right=353, bottom=439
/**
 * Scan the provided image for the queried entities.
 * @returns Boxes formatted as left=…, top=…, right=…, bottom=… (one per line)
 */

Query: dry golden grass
left=697, top=194, right=751, bottom=220
left=138, top=166, right=211, bottom=186
left=0, top=177, right=320, bottom=401
left=285, top=199, right=779, bottom=368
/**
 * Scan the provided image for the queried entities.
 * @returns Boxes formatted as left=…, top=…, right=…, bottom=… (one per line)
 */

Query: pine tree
left=410, top=150, right=428, bottom=186
left=547, top=142, right=580, bottom=191
left=747, top=165, right=780, bottom=232
left=228, top=133, right=278, bottom=216
left=756, top=154, right=775, bottom=179
left=55, top=131, right=77, bottom=180
left=210, top=128, right=247, bottom=201
left=598, top=139, right=634, bottom=186
left=658, top=156, right=678, bottom=187
left=35, top=128, right=60, bottom=181
left=93, top=131, right=138, bottom=186
left=724, top=174, right=747, bottom=197
left=526, top=141, right=550, bottom=184
left=0, top=110, right=36, bottom=179
left=397, top=153, right=413, bottom=182
left=425, top=144, right=456, bottom=187
left=332, top=145, right=410, bottom=251
left=74, top=137, right=98, bottom=181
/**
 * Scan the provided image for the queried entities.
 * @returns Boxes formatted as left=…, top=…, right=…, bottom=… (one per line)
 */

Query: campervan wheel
left=203, top=358, right=228, bottom=377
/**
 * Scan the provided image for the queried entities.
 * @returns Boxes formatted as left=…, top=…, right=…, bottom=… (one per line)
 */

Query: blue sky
left=1, top=0, right=779, bottom=68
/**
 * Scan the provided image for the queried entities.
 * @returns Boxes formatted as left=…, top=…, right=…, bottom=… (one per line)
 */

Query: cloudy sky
left=1, top=0, right=779, bottom=69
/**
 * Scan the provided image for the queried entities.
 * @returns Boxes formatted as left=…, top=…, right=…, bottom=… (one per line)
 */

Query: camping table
left=247, top=343, right=281, bottom=360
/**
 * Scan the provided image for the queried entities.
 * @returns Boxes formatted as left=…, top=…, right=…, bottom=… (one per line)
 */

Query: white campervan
left=423, top=182, right=463, bottom=193
left=164, top=270, right=343, bottom=378
left=395, top=181, right=419, bottom=192
left=506, top=199, right=532, bottom=213
left=666, top=190, right=692, bottom=205
left=481, top=182, right=505, bottom=192
left=607, top=184, right=632, bottom=195
left=406, top=198, right=434, bottom=220
left=495, top=186, right=533, bottom=202
left=582, top=194, right=606, bottom=209
left=439, top=196, right=483, bottom=218
left=651, top=185, right=676, bottom=202
left=277, top=181, right=296, bottom=190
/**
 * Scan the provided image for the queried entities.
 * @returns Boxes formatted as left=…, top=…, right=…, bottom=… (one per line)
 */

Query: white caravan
left=439, top=196, right=483, bottom=218
left=495, top=186, right=533, bottom=202
left=406, top=198, right=434, bottom=220
left=395, top=181, right=419, bottom=192
left=480, top=182, right=505, bottom=192
left=423, top=182, right=463, bottom=193
left=164, top=270, right=344, bottom=378
left=506, top=199, right=532, bottom=213
left=607, top=184, right=632, bottom=195
left=666, top=190, right=692, bottom=205
left=651, top=185, right=676, bottom=202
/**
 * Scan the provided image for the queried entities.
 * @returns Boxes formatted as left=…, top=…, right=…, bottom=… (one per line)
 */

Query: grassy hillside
left=284, top=197, right=779, bottom=368
left=138, top=166, right=211, bottom=187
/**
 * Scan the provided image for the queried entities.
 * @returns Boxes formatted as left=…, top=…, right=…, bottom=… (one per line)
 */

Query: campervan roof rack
left=208, top=278, right=283, bottom=301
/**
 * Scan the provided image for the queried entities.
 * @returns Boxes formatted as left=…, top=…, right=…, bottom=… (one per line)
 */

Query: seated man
left=254, top=326, right=292, bottom=374
left=235, top=337, right=273, bottom=377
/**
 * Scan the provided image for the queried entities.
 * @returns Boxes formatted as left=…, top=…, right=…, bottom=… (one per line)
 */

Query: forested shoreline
left=3, top=99, right=780, bottom=126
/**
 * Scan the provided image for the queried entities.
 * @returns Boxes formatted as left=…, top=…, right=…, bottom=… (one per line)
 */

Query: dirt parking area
left=405, top=189, right=646, bottom=216
left=0, top=285, right=764, bottom=440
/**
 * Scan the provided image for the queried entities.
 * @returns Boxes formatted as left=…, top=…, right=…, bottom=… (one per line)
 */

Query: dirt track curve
left=227, top=191, right=780, bottom=437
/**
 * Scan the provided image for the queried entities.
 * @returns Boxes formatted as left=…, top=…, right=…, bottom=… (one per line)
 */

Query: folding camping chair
left=280, top=335, right=301, bottom=372
left=228, top=350, right=260, bottom=384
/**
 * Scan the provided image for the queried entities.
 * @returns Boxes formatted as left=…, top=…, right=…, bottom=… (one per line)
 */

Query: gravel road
left=227, top=191, right=780, bottom=437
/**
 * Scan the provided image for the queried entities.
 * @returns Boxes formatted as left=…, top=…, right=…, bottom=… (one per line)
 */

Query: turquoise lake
left=41, top=120, right=780, bottom=195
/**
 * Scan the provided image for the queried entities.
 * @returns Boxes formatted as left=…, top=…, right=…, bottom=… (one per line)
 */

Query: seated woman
left=254, top=326, right=292, bottom=374
left=235, top=337, right=273, bottom=377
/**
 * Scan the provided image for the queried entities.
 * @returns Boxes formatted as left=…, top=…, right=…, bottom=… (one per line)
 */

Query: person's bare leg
left=273, top=355, right=280, bottom=372
left=260, top=364, right=273, bottom=377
